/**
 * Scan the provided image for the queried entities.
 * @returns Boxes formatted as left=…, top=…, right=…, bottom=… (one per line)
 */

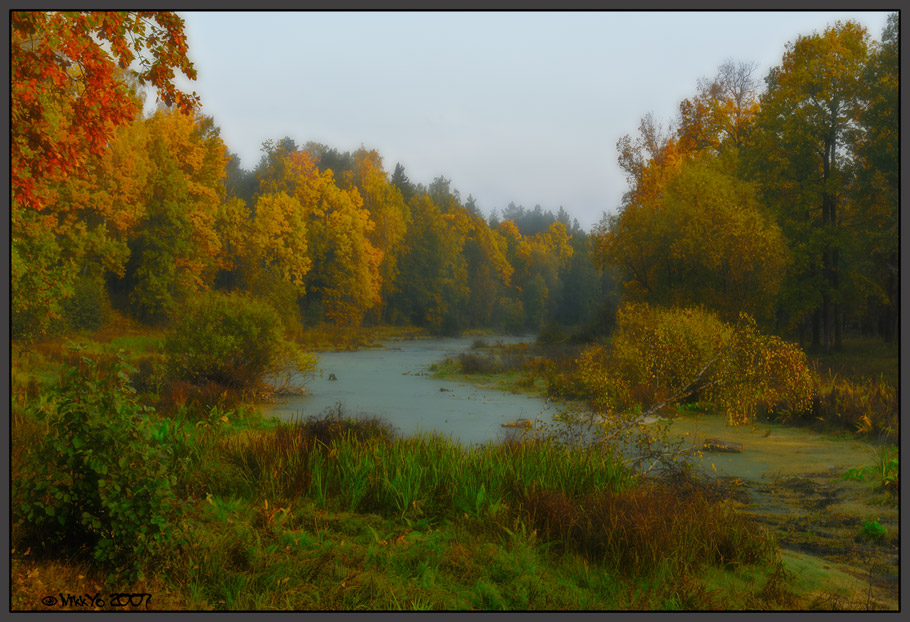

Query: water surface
left=264, top=337, right=554, bottom=446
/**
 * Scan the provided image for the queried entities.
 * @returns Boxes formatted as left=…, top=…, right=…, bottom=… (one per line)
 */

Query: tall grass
left=227, top=413, right=633, bottom=520
left=521, top=481, right=774, bottom=576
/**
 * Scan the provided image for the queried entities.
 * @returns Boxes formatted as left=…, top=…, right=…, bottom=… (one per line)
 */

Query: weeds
left=841, top=442, right=898, bottom=497
left=520, top=481, right=775, bottom=577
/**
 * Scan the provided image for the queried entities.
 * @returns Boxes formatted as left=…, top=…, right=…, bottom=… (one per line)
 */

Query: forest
left=10, top=11, right=899, bottom=611
left=11, top=13, right=897, bottom=347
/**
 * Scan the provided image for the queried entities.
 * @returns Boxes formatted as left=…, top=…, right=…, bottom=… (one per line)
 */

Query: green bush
left=16, top=353, right=175, bottom=582
left=164, top=291, right=317, bottom=394
left=860, top=520, right=888, bottom=542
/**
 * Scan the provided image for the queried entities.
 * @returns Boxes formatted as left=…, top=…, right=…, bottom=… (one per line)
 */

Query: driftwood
left=701, top=438, right=743, bottom=453
left=501, top=418, right=533, bottom=429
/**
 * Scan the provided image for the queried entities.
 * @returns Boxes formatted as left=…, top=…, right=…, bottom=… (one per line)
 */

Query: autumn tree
left=677, top=59, right=760, bottom=154
left=256, top=144, right=383, bottom=326
left=112, top=110, right=228, bottom=324
left=11, top=10, right=198, bottom=338
left=597, top=145, right=786, bottom=324
left=849, top=13, right=899, bottom=340
left=349, top=149, right=411, bottom=324
left=747, top=20, right=871, bottom=349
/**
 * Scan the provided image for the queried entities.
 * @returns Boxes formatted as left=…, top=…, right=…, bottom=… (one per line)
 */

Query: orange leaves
left=11, top=12, right=198, bottom=211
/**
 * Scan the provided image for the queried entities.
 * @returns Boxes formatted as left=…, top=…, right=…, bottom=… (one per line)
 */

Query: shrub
left=458, top=352, right=499, bottom=374
left=16, top=353, right=175, bottom=582
left=860, top=520, right=888, bottom=543
left=565, top=303, right=815, bottom=424
left=164, top=291, right=317, bottom=395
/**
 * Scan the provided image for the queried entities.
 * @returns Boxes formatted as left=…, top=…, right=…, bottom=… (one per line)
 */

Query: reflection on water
left=263, top=337, right=555, bottom=446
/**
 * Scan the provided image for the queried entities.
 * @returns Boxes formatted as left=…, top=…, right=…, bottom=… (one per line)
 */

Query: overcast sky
left=167, top=11, right=892, bottom=230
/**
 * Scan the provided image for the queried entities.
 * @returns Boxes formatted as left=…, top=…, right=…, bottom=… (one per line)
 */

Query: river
left=263, top=336, right=555, bottom=446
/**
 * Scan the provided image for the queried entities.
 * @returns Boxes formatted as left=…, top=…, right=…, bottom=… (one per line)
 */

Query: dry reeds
left=521, top=481, right=775, bottom=576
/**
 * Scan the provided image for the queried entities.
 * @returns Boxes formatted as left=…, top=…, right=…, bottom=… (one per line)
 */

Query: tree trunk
left=812, top=307, right=821, bottom=349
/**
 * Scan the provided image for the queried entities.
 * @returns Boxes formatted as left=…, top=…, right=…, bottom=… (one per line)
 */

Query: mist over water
left=263, top=337, right=555, bottom=446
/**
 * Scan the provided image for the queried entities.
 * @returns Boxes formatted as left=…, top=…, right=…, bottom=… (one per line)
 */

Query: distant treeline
left=11, top=12, right=898, bottom=349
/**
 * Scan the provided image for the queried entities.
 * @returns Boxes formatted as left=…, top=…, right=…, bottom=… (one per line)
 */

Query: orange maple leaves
left=11, top=11, right=199, bottom=211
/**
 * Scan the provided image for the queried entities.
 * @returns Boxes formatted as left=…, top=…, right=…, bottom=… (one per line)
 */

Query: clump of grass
left=227, top=412, right=633, bottom=521
left=859, top=521, right=888, bottom=543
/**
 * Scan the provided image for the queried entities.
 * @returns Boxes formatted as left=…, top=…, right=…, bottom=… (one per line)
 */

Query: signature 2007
left=41, top=592, right=152, bottom=609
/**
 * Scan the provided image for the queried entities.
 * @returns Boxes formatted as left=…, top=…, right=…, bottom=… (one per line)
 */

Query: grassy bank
left=11, top=406, right=787, bottom=610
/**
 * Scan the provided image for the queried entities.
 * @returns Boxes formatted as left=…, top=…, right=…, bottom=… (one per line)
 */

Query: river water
left=263, top=337, right=556, bottom=446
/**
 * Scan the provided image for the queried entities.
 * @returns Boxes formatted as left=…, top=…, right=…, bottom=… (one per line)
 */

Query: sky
left=163, top=11, right=892, bottom=230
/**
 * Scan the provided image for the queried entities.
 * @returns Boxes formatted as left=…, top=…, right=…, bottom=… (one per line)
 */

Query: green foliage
left=16, top=352, right=175, bottom=582
left=165, top=291, right=317, bottom=394
left=859, top=520, right=888, bottom=543
left=10, top=215, right=78, bottom=341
